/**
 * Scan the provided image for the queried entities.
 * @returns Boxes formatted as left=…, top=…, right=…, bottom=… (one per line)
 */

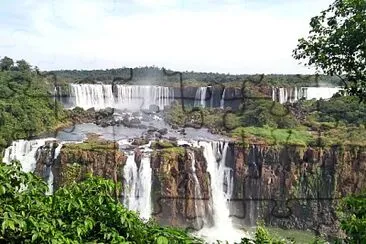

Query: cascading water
left=272, top=86, right=342, bottom=104
left=116, top=85, right=173, bottom=110
left=3, top=138, right=55, bottom=172
left=220, top=88, right=226, bottom=109
left=194, top=141, right=246, bottom=243
left=122, top=150, right=152, bottom=220
left=300, top=87, right=342, bottom=100
left=194, top=87, right=207, bottom=108
left=69, top=84, right=174, bottom=111
left=188, top=150, right=206, bottom=228
left=46, top=142, right=63, bottom=195
left=70, top=84, right=115, bottom=110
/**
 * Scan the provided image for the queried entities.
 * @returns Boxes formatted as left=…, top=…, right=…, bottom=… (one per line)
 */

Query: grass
left=63, top=135, right=118, bottom=152
left=231, top=126, right=314, bottom=146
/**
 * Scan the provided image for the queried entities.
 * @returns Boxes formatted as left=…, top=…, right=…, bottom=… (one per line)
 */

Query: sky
left=0, top=0, right=334, bottom=74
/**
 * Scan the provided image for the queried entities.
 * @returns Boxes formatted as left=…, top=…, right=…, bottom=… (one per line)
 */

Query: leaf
left=32, top=233, right=38, bottom=242
left=156, top=236, right=169, bottom=244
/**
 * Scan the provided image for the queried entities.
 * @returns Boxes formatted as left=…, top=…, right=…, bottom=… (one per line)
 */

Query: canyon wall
left=35, top=139, right=366, bottom=237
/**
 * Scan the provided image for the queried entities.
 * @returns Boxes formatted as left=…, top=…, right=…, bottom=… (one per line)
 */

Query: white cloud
left=0, top=0, right=334, bottom=74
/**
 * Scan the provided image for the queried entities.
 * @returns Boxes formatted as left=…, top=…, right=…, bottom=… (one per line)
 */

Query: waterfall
left=122, top=151, right=152, bottom=220
left=220, top=88, right=226, bottom=109
left=194, top=87, right=207, bottom=108
left=300, top=87, right=342, bottom=100
left=188, top=150, right=205, bottom=227
left=194, top=141, right=245, bottom=243
left=272, top=86, right=342, bottom=104
left=46, top=143, right=63, bottom=195
left=70, top=84, right=115, bottom=110
left=116, top=85, right=173, bottom=110
left=69, top=84, right=174, bottom=111
left=3, top=138, right=55, bottom=173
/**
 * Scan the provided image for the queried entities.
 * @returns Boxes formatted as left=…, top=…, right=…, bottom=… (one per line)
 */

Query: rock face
left=150, top=146, right=213, bottom=229
left=35, top=136, right=366, bottom=238
left=51, top=137, right=127, bottom=193
left=229, top=143, right=366, bottom=237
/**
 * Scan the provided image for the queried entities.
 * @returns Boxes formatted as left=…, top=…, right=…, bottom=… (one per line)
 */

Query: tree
left=293, top=0, right=366, bottom=101
left=0, top=56, right=14, bottom=71
left=338, top=191, right=366, bottom=243
left=0, top=161, right=203, bottom=243
left=15, top=59, right=31, bottom=72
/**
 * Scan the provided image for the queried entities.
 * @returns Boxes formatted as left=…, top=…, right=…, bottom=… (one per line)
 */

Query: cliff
left=150, top=145, right=213, bottom=230
left=229, top=143, right=366, bottom=237
left=35, top=138, right=366, bottom=238
left=36, top=136, right=127, bottom=193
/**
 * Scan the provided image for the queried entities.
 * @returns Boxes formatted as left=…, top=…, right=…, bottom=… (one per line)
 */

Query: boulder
left=149, top=104, right=160, bottom=113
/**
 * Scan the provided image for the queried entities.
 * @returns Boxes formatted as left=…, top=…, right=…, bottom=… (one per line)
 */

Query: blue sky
left=0, top=0, right=333, bottom=74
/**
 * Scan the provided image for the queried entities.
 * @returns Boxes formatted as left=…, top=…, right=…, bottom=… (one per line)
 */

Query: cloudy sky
left=0, top=0, right=333, bottom=74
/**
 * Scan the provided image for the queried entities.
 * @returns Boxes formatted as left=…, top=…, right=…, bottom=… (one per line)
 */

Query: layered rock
left=229, top=143, right=366, bottom=237
left=150, top=145, right=213, bottom=229
left=50, top=136, right=126, bottom=192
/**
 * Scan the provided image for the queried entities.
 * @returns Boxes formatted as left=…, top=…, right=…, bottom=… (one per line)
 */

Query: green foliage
left=240, top=225, right=289, bottom=244
left=0, top=59, right=67, bottom=154
left=293, top=0, right=366, bottom=101
left=313, top=96, right=366, bottom=125
left=239, top=100, right=298, bottom=129
left=232, top=126, right=313, bottom=146
left=0, top=161, right=203, bottom=243
left=52, top=67, right=341, bottom=87
left=0, top=56, right=14, bottom=71
left=338, top=191, right=366, bottom=243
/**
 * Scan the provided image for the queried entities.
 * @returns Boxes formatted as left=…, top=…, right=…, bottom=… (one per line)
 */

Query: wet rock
left=141, top=114, right=153, bottom=122
left=131, top=137, right=149, bottom=146
left=158, top=128, right=168, bottom=135
left=141, top=108, right=153, bottom=115
left=87, top=107, right=95, bottom=113
left=171, top=124, right=179, bottom=130
left=149, top=104, right=160, bottom=113
left=98, top=107, right=114, bottom=117
left=130, top=118, right=141, bottom=125
left=147, top=126, right=158, bottom=133
left=134, top=147, right=142, bottom=169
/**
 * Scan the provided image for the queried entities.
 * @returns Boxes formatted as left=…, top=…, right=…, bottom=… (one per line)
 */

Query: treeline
left=52, top=66, right=343, bottom=86
left=0, top=56, right=66, bottom=156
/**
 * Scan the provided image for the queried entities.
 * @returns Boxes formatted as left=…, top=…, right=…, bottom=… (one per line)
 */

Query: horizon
left=1, top=0, right=334, bottom=74
left=50, top=65, right=328, bottom=76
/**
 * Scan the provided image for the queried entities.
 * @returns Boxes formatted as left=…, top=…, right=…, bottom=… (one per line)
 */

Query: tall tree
left=16, top=59, right=31, bottom=72
left=293, top=0, right=366, bottom=101
left=0, top=56, right=14, bottom=71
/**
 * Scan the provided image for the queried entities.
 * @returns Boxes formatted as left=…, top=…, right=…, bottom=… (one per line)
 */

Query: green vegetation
left=62, top=136, right=118, bottom=152
left=52, top=66, right=341, bottom=87
left=293, top=0, right=366, bottom=101
left=151, top=140, right=178, bottom=149
left=2, top=160, right=345, bottom=243
left=0, top=160, right=203, bottom=243
left=0, top=57, right=67, bottom=156
left=232, top=127, right=313, bottom=147
left=165, top=94, right=366, bottom=146
left=337, top=190, right=366, bottom=243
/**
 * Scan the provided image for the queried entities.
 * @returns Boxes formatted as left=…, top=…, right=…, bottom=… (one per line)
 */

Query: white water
left=70, top=84, right=174, bottom=110
left=194, top=87, right=208, bottom=108
left=194, top=141, right=247, bottom=243
left=220, top=88, right=226, bottom=109
left=188, top=150, right=206, bottom=227
left=122, top=150, right=152, bottom=220
left=3, top=138, right=55, bottom=172
left=302, top=87, right=342, bottom=100
left=272, top=86, right=342, bottom=104
left=46, top=142, right=63, bottom=195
